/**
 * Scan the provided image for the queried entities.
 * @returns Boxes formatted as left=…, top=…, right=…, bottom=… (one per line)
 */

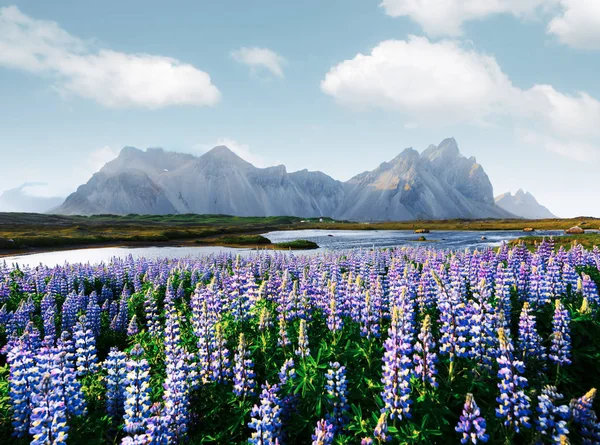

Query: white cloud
left=380, top=0, right=553, bottom=37
left=231, top=47, right=286, bottom=78
left=548, top=0, right=600, bottom=49
left=0, top=6, right=221, bottom=108
left=322, top=36, right=600, bottom=160
left=321, top=37, right=517, bottom=125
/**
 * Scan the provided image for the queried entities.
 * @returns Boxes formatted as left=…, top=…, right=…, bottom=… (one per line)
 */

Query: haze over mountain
left=56, top=138, right=514, bottom=221
left=0, top=183, right=64, bottom=213
left=495, top=189, right=556, bottom=219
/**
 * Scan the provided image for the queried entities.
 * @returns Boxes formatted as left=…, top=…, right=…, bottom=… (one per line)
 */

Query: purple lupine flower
left=127, top=315, right=139, bottom=337
left=360, top=290, right=380, bottom=339
left=495, top=264, right=514, bottom=326
left=413, top=314, right=438, bottom=389
left=162, top=306, right=192, bottom=441
left=455, top=393, right=489, bottom=444
left=381, top=305, right=412, bottom=421
left=42, top=304, right=56, bottom=345
left=233, top=333, right=256, bottom=397
left=312, top=419, right=335, bottom=445
left=496, top=328, right=531, bottom=433
left=259, top=306, right=273, bottom=332
left=295, top=319, right=310, bottom=359
left=535, top=386, right=570, bottom=444
left=570, top=388, right=600, bottom=445
left=248, top=382, right=282, bottom=445
left=326, top=283, right=343, bottom=332
left=73, top=315, right=99, bottom=377
left=581, top=274, right=600, bottom=307
left=103, top=347, right=128, bottom=418
left=192, top=298, right=214, bottom=384
left=56, top=333, right=87, bottom=417
left=373, top=412, right=390, bottom=443
left=277, top=358, right=296, bottom=388
left=278, top=316, right=291, bottom=350
left=86, top=292, right=102, bottom=338
left=7, top=342, right=38, bottom=437
left=123, top=344, right=152, bottom=435
left=517, top=302, right=547, bottom=363
left=210, top=323, right=231, bottom=383
left=29, top=370, right=69, bottom=445
left=144, top=287, right=162, bottom=338
left=325, top=362, right=349, bottom=429
left=549, top=300, right=571, bottom=367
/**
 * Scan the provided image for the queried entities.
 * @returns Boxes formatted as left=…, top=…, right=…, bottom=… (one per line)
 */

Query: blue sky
left=1, top=0, right=599, bottom=217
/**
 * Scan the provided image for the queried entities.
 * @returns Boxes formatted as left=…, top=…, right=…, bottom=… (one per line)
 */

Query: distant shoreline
left=1, top=212, right=598, bottom=257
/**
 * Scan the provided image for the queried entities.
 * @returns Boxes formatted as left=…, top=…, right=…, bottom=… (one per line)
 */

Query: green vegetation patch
left=275, top=239, right=319, bottom=249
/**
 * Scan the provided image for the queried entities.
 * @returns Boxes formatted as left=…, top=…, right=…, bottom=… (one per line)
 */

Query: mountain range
left=54, top=138, right=548, bottom=221
left=495, top=189, right=556, bottom=219
left=0, top=183, right=64, bottom=213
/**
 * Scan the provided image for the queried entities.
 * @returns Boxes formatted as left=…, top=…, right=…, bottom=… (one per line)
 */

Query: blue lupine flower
left=123, top=344, right=152, bottom=435
left=413, top=314, right=438, bottom=389
left=278, top=359, right=296, bottom=386
left=56, top=333, right=87, bottom=417
left=73, top=315, right=99, bottom=377
left=549, top=300, right=571, bottom=367
left=381, top=305, right=412, bottom=421
left=325, top=362, right=349, bottom=429
left=312, top=419, right=335, bottom=445
left=373, top=412, right=390, bottom=443
left=29, top=370, right=69, bottom=445
left=518, top=302, right=547, bottom=363
left=7, top=342, right=38, bottom=438
left=103, top=347, right=127, bottom=418
left=535, top=386, right=570, bottom=444
left=295, top=319, right=310, bottom=358
left=278, top=315, right=291, bottom=349
left=210, top=323, right=232, bottom=383
left=455, top=393, right=489, bottom=444
left=248, top=382, right=282, bottom=445
left=570, top=388, right=600, bottom=445
left=233, top=333, right=256, bottom=397
left=127, top=315, right=139, bottom=337
left=496, top=329, right=531, bottom=433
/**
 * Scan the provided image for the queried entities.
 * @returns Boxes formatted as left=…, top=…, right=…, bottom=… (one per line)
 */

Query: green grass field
left=1, top=212, right=599, bottom=253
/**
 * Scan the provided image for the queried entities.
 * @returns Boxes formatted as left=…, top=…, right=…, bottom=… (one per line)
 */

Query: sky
left=0, top=0, right=599, bottom=217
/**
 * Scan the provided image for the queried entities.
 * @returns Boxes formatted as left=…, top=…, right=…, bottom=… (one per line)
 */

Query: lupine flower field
left=1, top=239, right=600, bottom=444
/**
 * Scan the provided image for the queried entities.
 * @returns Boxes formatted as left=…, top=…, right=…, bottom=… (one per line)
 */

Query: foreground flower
left=29, top=371, right=69, bottom=445
left=413, top=314, right=438, bottom=389
left=455, top=393, right=488, bottom=444
left=535, top=386, right=570, bottom=444
left=496, top=329, right=531, bottom=433
left=248, top=382, right=282, bottom=445
left=549, top=300, right=571, bottom=367
left=570, top=388, right=600, bottom=445
left=123, top=345, right=152, bottom=435
left=233, top=333, right=256, bottom=397
left=381, top=305, right=413, bottom=421
left=325, top=362, right=349, bottom=429
left=312, top=419, right=335, bottom=445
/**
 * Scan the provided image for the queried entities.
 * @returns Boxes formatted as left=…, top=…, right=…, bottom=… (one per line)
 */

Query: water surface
left=2, top=229, right=562, bottom=267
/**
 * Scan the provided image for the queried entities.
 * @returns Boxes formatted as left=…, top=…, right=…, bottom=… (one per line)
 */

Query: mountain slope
left=56, top=139, right=513, bottom=221
left=337, top=138, right=511, bottom=221
left=495, top=189, right=556, bottom=219
left=0, top=183, right=64, bottom=213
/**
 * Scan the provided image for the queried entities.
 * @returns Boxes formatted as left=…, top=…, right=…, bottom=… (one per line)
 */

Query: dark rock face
left=55, top=139, right=513, bottom=221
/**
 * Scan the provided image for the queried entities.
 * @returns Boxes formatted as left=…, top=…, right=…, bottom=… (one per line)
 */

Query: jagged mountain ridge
left=56, top=138, right=514, bottom=221
left=495, top=189, right=556, bottom=219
